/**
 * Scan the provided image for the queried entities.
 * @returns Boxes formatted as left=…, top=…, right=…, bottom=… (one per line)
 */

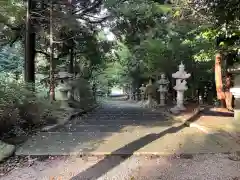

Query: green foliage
left=0, top=0, right=239, bottom=108
left=0, top=0, right=114, bottom=80
left=99, top=0, right=228, bottom=100
left=0, top=43, right=23, bottom=75
left=0, top=75, right=60, bottom=137
left=0, top=0, right=24, bottom=45
left=175, top=0, right=240, bottom=51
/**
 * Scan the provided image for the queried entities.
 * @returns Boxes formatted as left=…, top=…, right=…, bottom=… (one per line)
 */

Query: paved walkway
left=16, top=100, right=240, bottom=156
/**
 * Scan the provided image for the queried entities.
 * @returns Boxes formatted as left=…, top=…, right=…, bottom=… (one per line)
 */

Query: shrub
left=0, top=76, right=59, bottom=138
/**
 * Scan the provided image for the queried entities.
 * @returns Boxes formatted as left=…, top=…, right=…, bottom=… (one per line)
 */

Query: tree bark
left=68, top=47, right=74, bottom=73
left=49, top=0, right=55, bottom=101
left=215, top=53, right=226, bottom=107
left=225, top=55, right=234, bottom=110
left=24, top=0, right=36, bottom=87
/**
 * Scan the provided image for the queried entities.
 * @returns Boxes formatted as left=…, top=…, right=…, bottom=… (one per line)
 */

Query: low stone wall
left=0, top=140, right=15, bottom=162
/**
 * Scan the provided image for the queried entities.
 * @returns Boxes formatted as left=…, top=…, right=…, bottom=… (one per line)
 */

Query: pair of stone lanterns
left=139, top=74, right=169, bottom=108
left=139, top=62, right=191, bottom=114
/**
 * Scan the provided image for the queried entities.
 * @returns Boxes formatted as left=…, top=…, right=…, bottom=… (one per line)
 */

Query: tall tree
left=24, top=0, right=36, bottom=85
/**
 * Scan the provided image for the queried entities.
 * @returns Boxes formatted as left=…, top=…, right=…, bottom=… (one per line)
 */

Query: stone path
left=16, top=100, right=240, bottom=156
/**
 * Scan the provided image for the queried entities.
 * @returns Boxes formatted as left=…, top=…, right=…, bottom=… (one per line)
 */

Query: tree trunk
left=68, top=47, right=74, bottom=74
left=24, top=0, right=36, bottom=87
left=49, top=0, right=55, bottom=101
left=215, top=53, right=225, bottom=107
left=225, top=53, right=234, bottom=110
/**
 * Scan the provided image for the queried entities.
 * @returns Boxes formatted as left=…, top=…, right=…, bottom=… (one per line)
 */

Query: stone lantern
left=229, top=64, right=240, bottom=121
left=156, top=73, right=169, bottom=106
left=139, top=84, right=146, bottom=102
left=143, top=78, right=158, bottom=108
left=55, top=71, right=73, bottom=110
left=170, top=62, right=191, bottom=114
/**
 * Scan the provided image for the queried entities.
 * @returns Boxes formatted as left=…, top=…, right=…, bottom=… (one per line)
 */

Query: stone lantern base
left=143, top=95, right=158, bottom=109
left=158, top=91, right=167, bottom=106
left=230, top=87, right=240, bottom=122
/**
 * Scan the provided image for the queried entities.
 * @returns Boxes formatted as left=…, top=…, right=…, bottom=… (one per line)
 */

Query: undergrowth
left=0, top=75, right=60, bottom=143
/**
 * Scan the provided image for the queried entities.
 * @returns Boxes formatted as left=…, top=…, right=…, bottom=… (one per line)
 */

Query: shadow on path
left=70, top=113, right=201, bottom=180
left=203, top=109, right=233, bottom=117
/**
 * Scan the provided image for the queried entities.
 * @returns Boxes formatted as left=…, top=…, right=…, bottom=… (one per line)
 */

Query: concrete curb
left=181, top=107, right=204, bottom=124
left=181, top=107, right=216, bottom=132
left=169, top=106, right=204, bottom=124
left=41, top=103, right=99, bottom=132
left=182, top=107, right=231, bottom=134
left=188, top=123, right=210, bottom=134
left=188, top=121, right=240, bottom=145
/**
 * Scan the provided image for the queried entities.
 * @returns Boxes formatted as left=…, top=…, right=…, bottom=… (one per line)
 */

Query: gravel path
left=2, top=100, right=240, bottom=179
left=55, top=100, right=168, bottom=132
left=16, top=100, right=171, bottom=156
left=1, top=153, right=240, bottom=180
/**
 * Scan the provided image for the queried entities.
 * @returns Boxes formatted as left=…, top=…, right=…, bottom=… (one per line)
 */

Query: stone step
left=87, top=112, right=164, bottom=115
left=51, top=125, right=127, bottom=132
left=16, top=132, right=114, bottom=156
left=49, top=124, right=173, bottom=132
left=85, top=115, right=165, bottom=119
left=83, top=117, right=165, bottom=122
left=16, top=127, right=173, bottom=156
left=15, top=127, right=240, bottom=156
left=71, top=115, right=168, bottom=124
left=72, top=120, right=169, bottom=126
left=87, top=112, right=165, bottom=115
left=79, top=114, right=165, bottom=119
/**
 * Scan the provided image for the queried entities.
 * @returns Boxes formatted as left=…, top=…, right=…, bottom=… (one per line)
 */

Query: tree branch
left=0, top=20, right=23, bottom=31
left=35, top=50, right=50, bottom=57
left=57, top=52, right=69, bottom=59
left=72, top=0, right=103, bottom=15
left=36, top=50, right=69, bottom=59
left=9, top=34, right=21, bottom=47
left=80, top=15, right=111, bottom=24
